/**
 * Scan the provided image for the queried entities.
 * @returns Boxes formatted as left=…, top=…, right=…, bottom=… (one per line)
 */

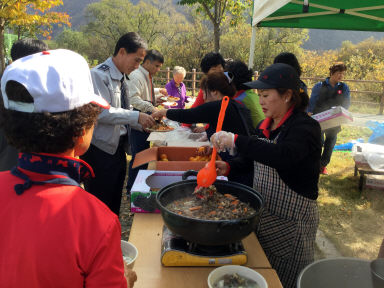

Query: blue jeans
left=321, top=129, right=338, bottom=167
left=126, top=128, right=150, bottom=193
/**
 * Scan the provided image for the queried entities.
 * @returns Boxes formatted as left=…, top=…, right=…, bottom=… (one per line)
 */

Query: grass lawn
left=318, top=125, right=384, bottom=260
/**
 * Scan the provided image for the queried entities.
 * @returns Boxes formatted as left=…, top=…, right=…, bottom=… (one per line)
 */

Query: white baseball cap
left=1, top=49, right=110, bottom=113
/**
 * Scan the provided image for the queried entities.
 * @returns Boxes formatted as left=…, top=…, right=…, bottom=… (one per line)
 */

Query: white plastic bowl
left=208, top=265, right=268, bottom=288
left=121, top=240, right=138, bottom=269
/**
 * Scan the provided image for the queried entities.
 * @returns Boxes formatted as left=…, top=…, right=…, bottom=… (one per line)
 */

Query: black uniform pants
left=81, top=140, right=127, bottom=216
left=321, top=127, right=340, bottom=167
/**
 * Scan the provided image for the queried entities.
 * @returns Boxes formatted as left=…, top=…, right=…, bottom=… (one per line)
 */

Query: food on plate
left=165, top=185, right=256, bottom=220
left=167, top=96, right=180, bottom=102
left=213, top=273, right=260, bottom=288
left=148, top=122, right=174, bottom=132
left=162, top=101, right=178, bottom=107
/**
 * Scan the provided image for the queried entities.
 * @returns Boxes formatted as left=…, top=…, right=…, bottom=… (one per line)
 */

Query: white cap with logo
left=1, top=49, right=110, bottom=113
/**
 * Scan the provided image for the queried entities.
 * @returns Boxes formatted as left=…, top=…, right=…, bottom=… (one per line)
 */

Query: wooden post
left=166, top=67, right=170, bottom=83
left=380, top=83, right=384, bottom=115
left=192, top=69, right=196, bottom=97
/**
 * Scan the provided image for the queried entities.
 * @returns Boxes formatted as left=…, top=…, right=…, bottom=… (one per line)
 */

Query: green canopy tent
left=249, top=0, right=384, bottom=67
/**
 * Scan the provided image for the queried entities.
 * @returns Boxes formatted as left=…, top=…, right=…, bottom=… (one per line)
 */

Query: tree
left=84, top=0, right=169, bottom=60
left=158, top=9, right=214, bottom=71
left=0, top=0, right=70, bottom=73
left=249, top=27, right=308, bottom=72
left=54, top=28, right=90, bottom=57
left=83, top=0, right=190, bottom=63
left=178, top=0, right=251, bottom=52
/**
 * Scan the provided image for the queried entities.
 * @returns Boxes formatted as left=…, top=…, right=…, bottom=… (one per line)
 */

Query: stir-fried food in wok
left=165, top=186, right=256, bottom=220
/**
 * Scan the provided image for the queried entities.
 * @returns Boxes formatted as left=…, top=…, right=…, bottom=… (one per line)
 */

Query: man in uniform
left=126, top=49, right=167, bottom=192
left=308, top=62, right=350, bottom=175
left=81, top=32, right=156, bottom=216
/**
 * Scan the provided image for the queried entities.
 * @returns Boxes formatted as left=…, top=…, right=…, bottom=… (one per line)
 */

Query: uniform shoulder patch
left=97, top=64, right=110, bottom=71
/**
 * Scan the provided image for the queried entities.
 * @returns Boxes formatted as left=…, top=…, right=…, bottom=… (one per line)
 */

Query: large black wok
left=156, top=171, right=264, bottom=246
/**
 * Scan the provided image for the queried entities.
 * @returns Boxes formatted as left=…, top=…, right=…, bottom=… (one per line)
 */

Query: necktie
left=121, top=76, right=128, bottom=109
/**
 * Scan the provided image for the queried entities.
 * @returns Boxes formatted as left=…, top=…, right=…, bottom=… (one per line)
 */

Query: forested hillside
left=56, top=0, right=101, bottom=28
left=59, top=0, right=384, bottom=51
left=304, top=30, right=384, bottom=51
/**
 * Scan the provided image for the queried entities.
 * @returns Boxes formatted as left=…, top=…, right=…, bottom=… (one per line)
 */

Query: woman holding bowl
left=165, top=66, right=188, bottom=109
left=210, top=63, right=322, bottom=288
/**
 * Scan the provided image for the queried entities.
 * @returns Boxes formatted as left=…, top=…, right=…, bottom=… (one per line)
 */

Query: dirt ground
left=119, top=194, right=134, bottom=241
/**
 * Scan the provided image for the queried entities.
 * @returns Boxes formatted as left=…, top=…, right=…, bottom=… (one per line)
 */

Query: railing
left=303, top=77, right=384, bottom=115
left=154, top=67, right=204, bottom=97
left=154, top=68, right=384, bottom=115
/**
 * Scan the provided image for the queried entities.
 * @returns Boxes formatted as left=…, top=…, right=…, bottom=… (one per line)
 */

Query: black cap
left=244, top=63, right=300, bottom=90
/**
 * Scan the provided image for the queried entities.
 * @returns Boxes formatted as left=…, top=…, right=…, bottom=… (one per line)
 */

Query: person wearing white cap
left=80, top=32, right=156, bottom=216
left=0, top=49, right=137, bottom=287
left=0, top=38, right=48, bottom=172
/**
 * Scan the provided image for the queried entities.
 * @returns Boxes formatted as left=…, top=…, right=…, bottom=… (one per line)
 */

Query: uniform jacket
left=91, top=57, right=141, bottom=155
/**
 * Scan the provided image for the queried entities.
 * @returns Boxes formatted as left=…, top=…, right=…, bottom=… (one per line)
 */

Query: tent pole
left=248, top=26, right=257, bottom=69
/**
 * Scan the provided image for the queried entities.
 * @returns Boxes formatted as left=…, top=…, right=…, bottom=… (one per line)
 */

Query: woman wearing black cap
left=210, top=63, right=322, bottom=288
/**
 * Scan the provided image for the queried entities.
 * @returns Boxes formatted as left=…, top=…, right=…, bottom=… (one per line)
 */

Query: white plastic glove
left=211, top=131, right=236, bottom=154
left=197, top=134, right=208, bottom=142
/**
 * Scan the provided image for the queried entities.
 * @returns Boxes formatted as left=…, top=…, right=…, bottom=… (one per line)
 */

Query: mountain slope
left=57, top=0, right=101, bottom=28
left=302, top=29, right=384, bottom=51
left=59, top=0, right=384, bottom=51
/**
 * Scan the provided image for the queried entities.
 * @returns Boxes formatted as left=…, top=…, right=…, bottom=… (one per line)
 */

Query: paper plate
left=162, top=101, right=178, bottom=107
left=167, top=96, right=180, bottom=102
left=147, top=127, right=174, bottom=132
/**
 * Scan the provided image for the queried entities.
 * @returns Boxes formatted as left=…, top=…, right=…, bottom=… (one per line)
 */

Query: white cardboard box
left=312, top=106, right=353, bottom=130
left=130, top=170, right=227, bottom=213
left=366, top=175, right=384, bottom=190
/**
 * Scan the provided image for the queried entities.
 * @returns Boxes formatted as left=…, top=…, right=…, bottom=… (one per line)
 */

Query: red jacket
left=0, top=153, right=127, bottom=288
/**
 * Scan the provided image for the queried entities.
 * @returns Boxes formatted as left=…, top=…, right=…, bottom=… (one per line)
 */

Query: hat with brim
left=244, top=63, right=300, bottom=91
left=1, top=49, right=110, bottom=113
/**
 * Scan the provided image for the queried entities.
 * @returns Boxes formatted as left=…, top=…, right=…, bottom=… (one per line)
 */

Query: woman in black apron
left=211, top=63, right=322, bottom=288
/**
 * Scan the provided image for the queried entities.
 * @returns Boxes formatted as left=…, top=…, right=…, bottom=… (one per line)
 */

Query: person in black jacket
left=210, top=63, right=322, bottom=288
left=308, top=62, right=350, bottom=174
left=151, top=71, right=255, bottom=186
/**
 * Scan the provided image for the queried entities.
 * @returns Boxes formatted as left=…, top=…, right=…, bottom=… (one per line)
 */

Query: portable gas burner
left=160, top=226, right=247, bottom=266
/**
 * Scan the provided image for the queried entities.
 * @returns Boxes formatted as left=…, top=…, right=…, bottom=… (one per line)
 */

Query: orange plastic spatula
left=196, top=96, right=230, bottom=189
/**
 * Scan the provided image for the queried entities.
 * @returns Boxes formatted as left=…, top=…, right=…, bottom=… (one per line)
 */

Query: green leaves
left=177, top=0, right=251, bottom=51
